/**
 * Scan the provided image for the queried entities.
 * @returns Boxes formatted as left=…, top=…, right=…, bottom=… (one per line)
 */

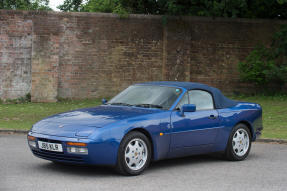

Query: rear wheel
left=225, top=123, right=251, bottom=161
left=116, top=131, right=151, bottom=176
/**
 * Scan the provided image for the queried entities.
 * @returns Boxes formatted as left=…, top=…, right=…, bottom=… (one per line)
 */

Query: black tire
left=116, top=131, right=152, bottom=176
left=225, top=123, right=252, bottom=161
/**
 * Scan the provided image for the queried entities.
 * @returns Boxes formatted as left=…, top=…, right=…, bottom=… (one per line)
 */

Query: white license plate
left=38, top=141, right=63, bottom=152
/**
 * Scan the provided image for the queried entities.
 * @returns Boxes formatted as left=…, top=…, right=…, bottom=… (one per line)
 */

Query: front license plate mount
left=38, top=141, right=63, bottom=152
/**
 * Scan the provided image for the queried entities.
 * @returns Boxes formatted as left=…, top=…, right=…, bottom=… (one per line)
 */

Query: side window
left=175, top=93, right=189, bottom=110
left=189, top=90, right=214, bottom=110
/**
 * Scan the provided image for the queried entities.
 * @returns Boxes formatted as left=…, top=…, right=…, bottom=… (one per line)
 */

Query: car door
left=169, top=90, right=220, bottom=156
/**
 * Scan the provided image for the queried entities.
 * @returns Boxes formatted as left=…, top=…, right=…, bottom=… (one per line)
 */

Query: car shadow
left=150, top=153, right=224, bottom=168
left=37, top=162, right=118, bottom=177
left=35, top=153, right=236, bottom=177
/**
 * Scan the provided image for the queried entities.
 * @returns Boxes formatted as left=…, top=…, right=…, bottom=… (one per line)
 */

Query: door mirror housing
left=102, top=98, right=108, bottom=104
left=180, top=104, right=196, bottom=116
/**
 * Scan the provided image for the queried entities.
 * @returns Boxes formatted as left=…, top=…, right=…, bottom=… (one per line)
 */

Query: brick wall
left=0, top=11, right=32, bottom=100
left=0, top=10, right=286, bottom=102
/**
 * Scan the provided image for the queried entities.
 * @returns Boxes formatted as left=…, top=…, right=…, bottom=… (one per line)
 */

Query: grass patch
left=0, top=99, right=101, bottom=130
left=0, top=96, right=286, bottom=140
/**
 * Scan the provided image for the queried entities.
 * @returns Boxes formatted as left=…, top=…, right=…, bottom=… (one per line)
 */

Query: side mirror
left=102, top=98, right=108, bottom=104
left=180, top=104, right=196, bottom=116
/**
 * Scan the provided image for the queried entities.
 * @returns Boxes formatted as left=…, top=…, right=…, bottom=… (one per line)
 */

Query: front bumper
left=27, top=131, right=119, bottom=166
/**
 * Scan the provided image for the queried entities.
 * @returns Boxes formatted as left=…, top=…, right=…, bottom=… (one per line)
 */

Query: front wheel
left=116, top=131, right=151, bottom=176
left=225, top=123, right=252, bottom=161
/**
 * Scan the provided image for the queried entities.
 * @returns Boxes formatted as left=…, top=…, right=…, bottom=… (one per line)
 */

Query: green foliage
left=239, top=45, right=274, bottom=85
left=59, top=0, right=130, bottom=17
left=244, top=0, right=287, bottom=19
left=272, top=25, right=287, bottom=57
left=2, top=0, right=287, bottom=18
left=0, top=0, right=51, bottom=11
left=112, top=3, right=129, bottom=18
left=239, top=25, right=287, bottom=88
left=57, top=0, right=83, bottom=12
left=156, top=0, right=248, bottom=17
left=25, top=93, right=31, bottom=102
left=277, top=0, right=287, bottom=5
left=4, top=93, right=32, bottom=104
left=83, top=0, right=119, bottom=13
left=58, top=0, right=287, bottom=19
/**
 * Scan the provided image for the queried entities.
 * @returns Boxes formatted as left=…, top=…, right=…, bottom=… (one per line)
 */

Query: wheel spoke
left=137, top=159, right=142, bottom=166
left=240, top=132, right=245, bottom=140
left=129, top=142, right=136, bottom=151
left=125, top=150, right=133, bottom=159
left=233, top=132, right=239, bottom=142
left=233, top=141, right=240, bottom=151
left=135, top=140, right=140, bottom=148
left=129, top=157, right=137, bottom=166
left=138, top=145, right=144, bottom=154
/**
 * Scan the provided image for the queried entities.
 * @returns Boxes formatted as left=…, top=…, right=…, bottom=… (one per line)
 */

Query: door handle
left=208, top=115, right=217, bottom=119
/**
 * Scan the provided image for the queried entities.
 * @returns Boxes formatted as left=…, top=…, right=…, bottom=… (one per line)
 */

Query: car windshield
left=108, top=85, right=182, bottom=110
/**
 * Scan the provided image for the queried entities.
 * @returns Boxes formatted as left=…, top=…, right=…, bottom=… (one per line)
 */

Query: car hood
left=32, top=105, right=162, bottom=137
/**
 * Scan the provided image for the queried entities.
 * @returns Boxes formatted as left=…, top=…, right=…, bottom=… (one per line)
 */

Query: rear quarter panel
left=213, top=102, right=262, bottom=152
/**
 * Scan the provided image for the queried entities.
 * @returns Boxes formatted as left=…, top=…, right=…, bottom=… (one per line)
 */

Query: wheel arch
left=235, top=120, right=254, bottom=140
left=128, top=128, right=155, bottom=160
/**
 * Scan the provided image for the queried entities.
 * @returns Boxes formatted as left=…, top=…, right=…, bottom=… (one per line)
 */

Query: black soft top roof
left=137, top=81, right=238, bottom=109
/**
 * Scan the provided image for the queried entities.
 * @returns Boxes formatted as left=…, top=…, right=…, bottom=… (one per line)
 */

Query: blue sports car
left=27, top=81, right=263, bottom=175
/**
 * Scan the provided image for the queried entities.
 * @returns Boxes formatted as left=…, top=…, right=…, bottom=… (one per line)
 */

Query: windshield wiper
left=109, top=102, right=134, bottom=106
left=134, top=104, right=163, bottom=109
left=110, top=102, right=163, bottom=109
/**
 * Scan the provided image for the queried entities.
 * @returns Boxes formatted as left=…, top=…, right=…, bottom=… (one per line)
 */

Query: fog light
left=28, top=140, right=37, bottom=148
left=67, top=147, right=88, bottom=155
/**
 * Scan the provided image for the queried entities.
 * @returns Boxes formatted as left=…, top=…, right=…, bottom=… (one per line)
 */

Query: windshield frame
left=107, top=84, right=187, bottom=111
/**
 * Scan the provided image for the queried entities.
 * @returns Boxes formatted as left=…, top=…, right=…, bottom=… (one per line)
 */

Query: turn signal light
left=67, top=142, right=87, bottom=147
left=28, top=135, right=36, bottom=141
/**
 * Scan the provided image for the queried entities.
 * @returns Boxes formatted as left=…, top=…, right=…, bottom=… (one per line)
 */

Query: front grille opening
left=32, top=150, right=84, bottom=163
left=37, top=138, right=62, bottom=144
